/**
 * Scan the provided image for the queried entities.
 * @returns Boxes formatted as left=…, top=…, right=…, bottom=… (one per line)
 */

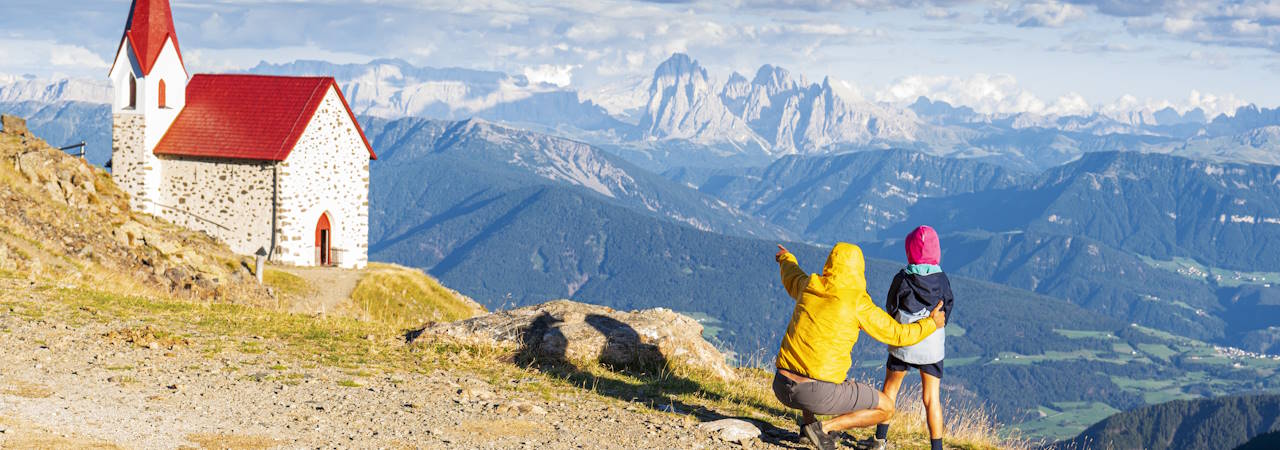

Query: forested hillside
left=1058, top=394, right=1280, bottom=450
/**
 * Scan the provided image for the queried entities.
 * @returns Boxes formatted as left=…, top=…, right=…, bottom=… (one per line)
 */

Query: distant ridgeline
left=1056, top=394, right=1280, bottom=450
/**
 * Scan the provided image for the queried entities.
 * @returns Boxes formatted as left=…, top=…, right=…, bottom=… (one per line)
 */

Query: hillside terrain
left=0, top=120, right=1017, bottom=448
left=1056, top=394, right=1280, bottom=450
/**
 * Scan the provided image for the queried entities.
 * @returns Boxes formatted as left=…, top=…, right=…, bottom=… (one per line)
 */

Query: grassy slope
left=349, top=263, right=486, bottom=328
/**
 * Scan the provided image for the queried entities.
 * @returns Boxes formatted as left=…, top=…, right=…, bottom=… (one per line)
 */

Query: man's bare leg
left=819, top=390, right=896, bottom=433
left=921, top=372, right=944, bottom=439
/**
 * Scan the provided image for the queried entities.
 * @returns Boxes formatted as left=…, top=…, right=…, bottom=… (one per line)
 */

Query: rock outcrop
left=415, top=299, right=736, bottom=382
left=0, top=115, right=269, bottom=302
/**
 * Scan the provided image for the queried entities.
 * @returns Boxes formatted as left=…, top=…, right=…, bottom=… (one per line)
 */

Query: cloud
left=874, top=72, right=1246, bottom=119
left=1095, top=90, right=1250, bottom=119
left=877, top=73, right=1052, bottom=115
left=522, top=64, right=579, bottom=87
left=1076, top=1, right=1280, bottom=53
left=0, top=39, right=109, bottom=77
left=990, top=0, right=1088, bottom=27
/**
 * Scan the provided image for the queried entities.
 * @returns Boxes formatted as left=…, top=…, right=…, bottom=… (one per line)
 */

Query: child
left=865, top=226, right=954, bottom=450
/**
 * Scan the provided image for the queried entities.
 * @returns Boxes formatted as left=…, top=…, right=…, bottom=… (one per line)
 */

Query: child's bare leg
left=921, top=372, right=944, bottom=439
left=879, top=369, right=908, bottom=424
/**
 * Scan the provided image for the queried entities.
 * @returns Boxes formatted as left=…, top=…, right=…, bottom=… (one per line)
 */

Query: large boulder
left=1, top=114, right=28, bottom=136
left=416, top=300, right=736, bottom=381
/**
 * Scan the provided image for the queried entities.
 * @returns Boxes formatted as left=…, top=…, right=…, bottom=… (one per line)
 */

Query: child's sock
left=931, top=438, right=943, bottom=450
left=875, top=424, right=889, bottom=440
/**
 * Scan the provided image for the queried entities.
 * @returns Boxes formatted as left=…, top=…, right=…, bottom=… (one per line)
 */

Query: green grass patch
left=1019, top=402, right=1120, bottom=441
left=1137, top=343, right=1176, bottom=362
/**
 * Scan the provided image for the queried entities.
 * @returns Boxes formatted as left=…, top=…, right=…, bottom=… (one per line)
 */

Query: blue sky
left=3, top=0, right=1278, bottom=116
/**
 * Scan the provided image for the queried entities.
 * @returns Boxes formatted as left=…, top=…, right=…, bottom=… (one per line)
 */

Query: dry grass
left=182, top=433, right=280, bottom=450
left=884, top=385, right=1032, bottom=450
left=2, top=380, right=54, bottom=399
left=262, top=268, right=314, bottom=299
left=349, top=263, right=484, bottom=329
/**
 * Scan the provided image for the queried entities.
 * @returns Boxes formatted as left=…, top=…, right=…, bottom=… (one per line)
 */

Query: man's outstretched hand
left=776, top=244, right=790, bottom=260
left=930, top=302, right=947, bottom=328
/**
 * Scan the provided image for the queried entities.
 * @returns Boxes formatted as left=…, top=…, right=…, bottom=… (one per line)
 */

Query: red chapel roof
left=153, top=74, right=376, bottom=162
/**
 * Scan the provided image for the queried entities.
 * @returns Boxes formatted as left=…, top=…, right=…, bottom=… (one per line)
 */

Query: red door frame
left=315, top=213, right=331, bottom=266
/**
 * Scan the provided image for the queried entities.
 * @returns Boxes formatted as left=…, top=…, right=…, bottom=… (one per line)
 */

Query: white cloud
left=877, top=73, right=1049, bottom=115
left=522, top=64, right=578, bottom=87
left=876, top=72, right=1248, bottom=119
left=0, top=39, right=108, bottom=77
left=992, top=0, right=1087, bottom=28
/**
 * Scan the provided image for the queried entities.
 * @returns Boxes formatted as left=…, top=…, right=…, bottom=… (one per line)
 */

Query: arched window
left=128, top=74, right=137, bottom=109
left=157, top=79, right=166, bottom=109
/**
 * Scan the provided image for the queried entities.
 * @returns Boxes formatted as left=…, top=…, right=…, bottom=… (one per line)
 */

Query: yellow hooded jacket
left=775, top=242, right=938, bottom=384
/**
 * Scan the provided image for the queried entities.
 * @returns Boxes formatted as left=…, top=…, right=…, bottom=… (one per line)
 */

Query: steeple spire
left=121, top=0, right=184, bottom=76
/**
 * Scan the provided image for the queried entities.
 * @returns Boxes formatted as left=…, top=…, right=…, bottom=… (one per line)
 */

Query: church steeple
left=107, top=0, right=189, bottom=215
left=119, top=0, right=185, bottom=76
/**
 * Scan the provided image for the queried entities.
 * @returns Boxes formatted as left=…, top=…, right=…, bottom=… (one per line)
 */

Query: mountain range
left=7, top=53, right=1280, bottom=172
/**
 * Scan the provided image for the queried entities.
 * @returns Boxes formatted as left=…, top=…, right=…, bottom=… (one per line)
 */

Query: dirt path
left=276, top=266, right=363, bottom=317
left=0, top=279, right=807, bottom=450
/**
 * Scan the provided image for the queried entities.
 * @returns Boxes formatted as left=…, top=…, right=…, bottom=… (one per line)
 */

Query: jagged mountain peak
left=651, top=53, right=705, bottom=81
left=750, top=64, right=804, bottom=94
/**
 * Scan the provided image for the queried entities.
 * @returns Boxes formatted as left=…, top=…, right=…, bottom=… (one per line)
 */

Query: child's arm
left=857, top=293, right=938, bottom=347
left=776, top=245, right=808, bottom=301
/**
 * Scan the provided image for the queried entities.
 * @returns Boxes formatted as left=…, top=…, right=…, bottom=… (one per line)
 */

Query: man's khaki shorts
left=772, top=371, right=879, bottom=415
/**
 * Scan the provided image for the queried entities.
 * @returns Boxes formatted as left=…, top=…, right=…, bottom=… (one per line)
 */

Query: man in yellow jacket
left=773, top=243, right=945, bottom=450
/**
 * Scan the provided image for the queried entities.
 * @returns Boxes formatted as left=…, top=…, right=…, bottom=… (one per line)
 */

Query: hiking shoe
left=796, top=417, right=842, bottom=444
left=802, top=421, right=837, bottom=450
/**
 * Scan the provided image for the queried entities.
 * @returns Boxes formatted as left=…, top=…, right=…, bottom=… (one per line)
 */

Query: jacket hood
left=821, top=242, right=866, bottom=291
left=905, top=225, right=941, bottom=265
left=902, top=270, right=950, bottom=301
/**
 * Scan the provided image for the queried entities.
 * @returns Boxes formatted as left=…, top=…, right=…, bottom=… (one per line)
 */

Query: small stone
left=147, top=342, right=159, bottom=350
left=697, top=419, right=761, bottom=443
left=167, top=384, right=180, bottom=390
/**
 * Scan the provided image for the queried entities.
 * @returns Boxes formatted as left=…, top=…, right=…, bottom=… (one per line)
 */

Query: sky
left=2, top=0, right=1279, bottom=117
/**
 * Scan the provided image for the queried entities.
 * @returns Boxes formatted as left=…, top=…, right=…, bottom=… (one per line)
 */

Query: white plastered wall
left=275, top=87, right=371, bottom=269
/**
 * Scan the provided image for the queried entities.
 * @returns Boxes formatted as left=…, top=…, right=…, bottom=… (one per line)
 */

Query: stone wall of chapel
left=155, top=156, right=276, bottom=256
